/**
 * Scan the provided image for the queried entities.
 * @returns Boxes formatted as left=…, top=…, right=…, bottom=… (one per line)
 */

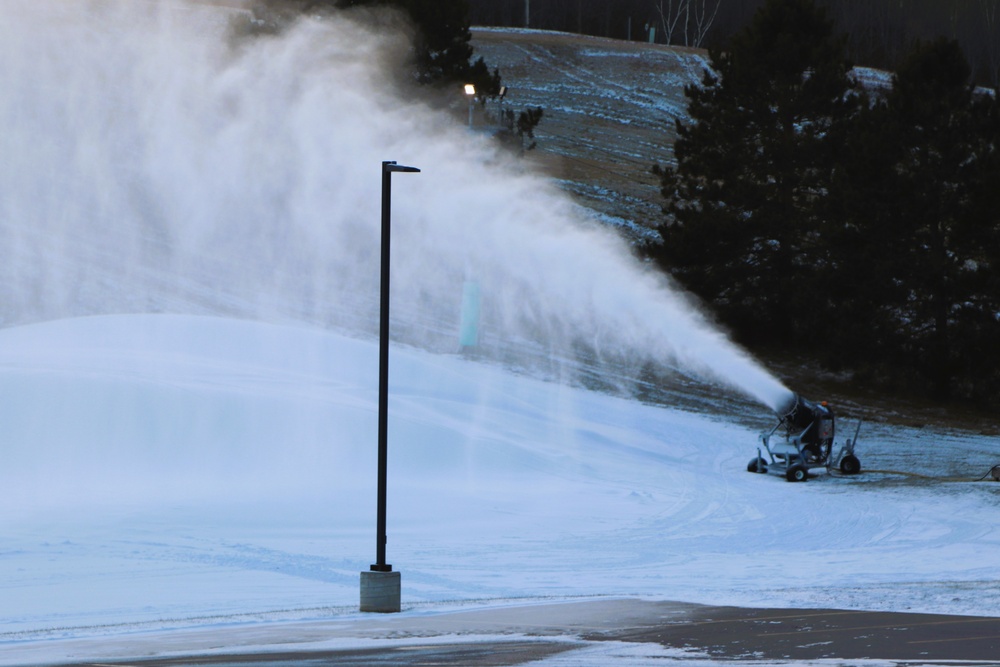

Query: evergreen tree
left=832, top=39, right=1000, bottom=400
left=649, top=0, right=857, bottom=346
left=819, top=86, right=910, bottom=374
left=336, top=0, right=500, bottom=93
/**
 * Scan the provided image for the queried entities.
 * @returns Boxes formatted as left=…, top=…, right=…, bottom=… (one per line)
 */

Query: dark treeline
left=648, top=0, right=1000, bottom=404
left=469, top=0, right=1000, bottom=89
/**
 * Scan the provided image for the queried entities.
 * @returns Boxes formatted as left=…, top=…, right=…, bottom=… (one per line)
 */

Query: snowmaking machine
left=747, top=394, right=862, bottom=482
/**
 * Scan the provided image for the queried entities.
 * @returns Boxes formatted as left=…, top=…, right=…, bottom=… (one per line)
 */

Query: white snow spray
left=0, top=0, right=791, bottom=411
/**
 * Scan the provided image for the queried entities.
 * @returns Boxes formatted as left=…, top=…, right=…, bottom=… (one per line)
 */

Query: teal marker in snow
left=459, top=281, right=481, bottom=348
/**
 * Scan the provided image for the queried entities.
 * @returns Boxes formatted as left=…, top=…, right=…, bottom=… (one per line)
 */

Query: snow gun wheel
left=747, top=457, right=767, bottom=473
left=839, top=454, right=861, bottom=475
left=786, top=465, right=808, bottom=482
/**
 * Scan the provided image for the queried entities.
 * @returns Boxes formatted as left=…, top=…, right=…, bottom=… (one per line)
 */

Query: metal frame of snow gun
left=747, top=394, right=862, bottom=482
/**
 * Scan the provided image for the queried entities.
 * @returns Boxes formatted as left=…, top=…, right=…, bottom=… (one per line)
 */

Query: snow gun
left=747, top=393, right=862, bottom=482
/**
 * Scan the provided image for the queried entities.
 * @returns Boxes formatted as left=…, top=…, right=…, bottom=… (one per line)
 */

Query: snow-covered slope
left=2, top=314, right=998, bottom=661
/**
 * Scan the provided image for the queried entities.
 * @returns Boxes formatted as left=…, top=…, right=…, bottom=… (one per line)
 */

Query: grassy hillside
left=471, top=28, right=708, bottom=240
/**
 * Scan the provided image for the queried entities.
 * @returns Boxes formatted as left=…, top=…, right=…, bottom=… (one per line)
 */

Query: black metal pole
left=372, top=160, right=419, bottom=573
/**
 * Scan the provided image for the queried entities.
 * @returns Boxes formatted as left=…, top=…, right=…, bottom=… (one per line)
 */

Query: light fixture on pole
left=464, top=83, right=476, bottom=128
left=360, top=159, right=420, bottom=614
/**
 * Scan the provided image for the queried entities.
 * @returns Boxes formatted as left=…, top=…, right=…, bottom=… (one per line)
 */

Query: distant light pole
left=497, top=85, right=508, bottom=126
left=464, top=83, right=476, bottom=128
left=360, top=159, right=420, bottom=614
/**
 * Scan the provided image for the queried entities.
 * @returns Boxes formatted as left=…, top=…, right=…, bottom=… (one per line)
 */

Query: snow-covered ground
left=1, top=314, right=998, bottom=665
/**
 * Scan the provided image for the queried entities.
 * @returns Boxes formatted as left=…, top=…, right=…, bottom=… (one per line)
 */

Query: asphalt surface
left=43, top=600, right=1000, bottom=666
left=604, top=604, right=1000, bottom=662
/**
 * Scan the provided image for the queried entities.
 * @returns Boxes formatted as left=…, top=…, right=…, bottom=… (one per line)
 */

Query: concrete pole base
left=360, top=570, right=401, bottom=613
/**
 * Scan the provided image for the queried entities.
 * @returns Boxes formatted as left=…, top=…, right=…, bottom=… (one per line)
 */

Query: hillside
left=471, top=28, right=708, bottom=239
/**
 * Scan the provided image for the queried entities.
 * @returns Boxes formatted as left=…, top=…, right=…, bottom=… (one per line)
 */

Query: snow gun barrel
left=775, top=393, right=827, bottom=431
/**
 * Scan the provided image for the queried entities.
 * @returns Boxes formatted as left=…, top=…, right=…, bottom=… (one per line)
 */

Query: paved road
left=44, top=600, right=1000, bottom=666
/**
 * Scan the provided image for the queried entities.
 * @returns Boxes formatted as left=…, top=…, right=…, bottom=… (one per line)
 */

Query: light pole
left=497, top=85, right=508, bottom=127
left=360, top=160, right=419, bottom=614
left=464, top=83, right=476, bottom=128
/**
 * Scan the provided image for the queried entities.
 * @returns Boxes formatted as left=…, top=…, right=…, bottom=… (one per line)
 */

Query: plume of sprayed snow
left=0, top=0, right=791, bottom=410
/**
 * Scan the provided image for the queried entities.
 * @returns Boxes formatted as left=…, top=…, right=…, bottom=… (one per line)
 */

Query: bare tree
left=655, top=0, right=720, bottom=47
left=689, top=0, right=721, bottom=47
left=655, top=0, right=687, bottom=45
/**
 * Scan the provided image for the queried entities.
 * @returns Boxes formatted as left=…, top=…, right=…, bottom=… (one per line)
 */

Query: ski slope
left=1, top=314, right=998, bottom=665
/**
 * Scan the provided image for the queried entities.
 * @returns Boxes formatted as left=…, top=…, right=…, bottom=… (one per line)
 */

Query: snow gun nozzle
left=775, top=393, right=801, bottom=420
left=774, top=393, right=831, bottom=430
